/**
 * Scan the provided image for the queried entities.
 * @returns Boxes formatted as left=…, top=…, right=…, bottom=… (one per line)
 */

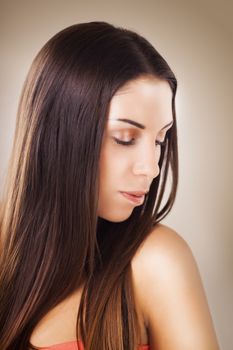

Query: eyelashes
left=111, top=126, right=172, bottom=148
left=113, top=137, right=167, bottom=147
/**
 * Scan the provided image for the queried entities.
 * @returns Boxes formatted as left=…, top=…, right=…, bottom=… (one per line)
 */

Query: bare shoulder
left=133, top=222, right=189, bottom=260
left=131, top=223, right=194, bottom=318
left=131, top=223, right=220, bottom=350
left=131, top=223, right=193, bottom=287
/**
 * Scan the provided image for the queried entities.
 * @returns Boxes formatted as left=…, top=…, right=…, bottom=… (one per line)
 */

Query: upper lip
left=121, top=190, right=149, bottom=196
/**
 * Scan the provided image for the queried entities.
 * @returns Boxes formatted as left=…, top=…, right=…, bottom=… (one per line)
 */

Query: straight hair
left=0, top=21, right=178, bottom=350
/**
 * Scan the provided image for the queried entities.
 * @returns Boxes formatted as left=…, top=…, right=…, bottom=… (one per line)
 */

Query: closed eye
left=113, top=137, right=135, bottom=146
left=113, top=137, right=167, bottom=147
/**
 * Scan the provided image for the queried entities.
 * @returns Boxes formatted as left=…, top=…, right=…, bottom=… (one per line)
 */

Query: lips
left=120, top=191, right=147, bottom=205
left=122, top=190, right=149, bottom=196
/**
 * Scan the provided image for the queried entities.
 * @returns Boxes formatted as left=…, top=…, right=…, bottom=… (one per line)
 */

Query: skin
left=98, top=76, right=173, bottom=222
left=30, top=76, right=220, bottom=349
left=131, top=224, right=220, bottom=349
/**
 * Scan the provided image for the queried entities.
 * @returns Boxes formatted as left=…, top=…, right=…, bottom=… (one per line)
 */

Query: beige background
left=0, top=0, right=232, bottom=349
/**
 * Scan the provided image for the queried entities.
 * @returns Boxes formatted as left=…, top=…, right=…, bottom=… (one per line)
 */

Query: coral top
left=40, top=340, right=149, bottom=350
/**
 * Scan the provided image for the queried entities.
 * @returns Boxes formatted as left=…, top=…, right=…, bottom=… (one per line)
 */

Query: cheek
left=99, top=151, right=114, bottom=192
left=97, top=145, right=138, bottom=221
left=100, top=146, right=130, bottom=180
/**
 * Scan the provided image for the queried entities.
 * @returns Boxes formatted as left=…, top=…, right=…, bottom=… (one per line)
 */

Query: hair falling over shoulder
left=0, top=21, right=178, bottom=350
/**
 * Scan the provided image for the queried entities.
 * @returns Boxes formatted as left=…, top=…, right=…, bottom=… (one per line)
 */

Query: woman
left=0, top=21, right=219, bottom=350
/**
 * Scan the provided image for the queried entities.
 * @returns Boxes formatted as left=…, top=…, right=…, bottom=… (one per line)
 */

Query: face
left=98, top=76, right=173, bottom=222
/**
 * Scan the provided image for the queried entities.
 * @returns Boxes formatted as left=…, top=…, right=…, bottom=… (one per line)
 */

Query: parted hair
left=0, top=21, right=178, bottom=350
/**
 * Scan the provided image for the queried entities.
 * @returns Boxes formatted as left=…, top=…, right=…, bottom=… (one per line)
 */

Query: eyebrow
left=108, top=118, right=173, bottom=130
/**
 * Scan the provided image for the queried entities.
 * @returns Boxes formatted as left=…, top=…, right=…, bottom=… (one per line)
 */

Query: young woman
left=0, top=21, right=219, bottom=350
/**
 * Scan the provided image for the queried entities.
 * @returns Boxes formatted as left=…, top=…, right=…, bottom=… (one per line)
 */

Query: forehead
left=114, top=76, right=170, bottom=95
left=108, top=77, right=173, bottom=129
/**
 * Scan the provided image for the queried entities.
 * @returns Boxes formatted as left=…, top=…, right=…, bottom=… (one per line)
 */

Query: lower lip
left=120, top=192, right=145, bottom=205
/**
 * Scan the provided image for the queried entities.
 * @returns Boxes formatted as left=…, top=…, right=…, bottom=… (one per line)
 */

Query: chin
left=98, top=210, right=133, bottom=223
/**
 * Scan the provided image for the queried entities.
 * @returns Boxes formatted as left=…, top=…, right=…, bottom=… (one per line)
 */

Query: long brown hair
left=0, top=21, right=178, bottom=350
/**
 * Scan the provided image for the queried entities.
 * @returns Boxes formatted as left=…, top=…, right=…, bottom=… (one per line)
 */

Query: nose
left=132, top=147, right=160, bottom=180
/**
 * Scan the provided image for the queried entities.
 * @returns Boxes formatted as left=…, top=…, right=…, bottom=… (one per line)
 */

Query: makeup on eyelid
left=113, top=137, right=167, bottom=147
left=107, top=120, right=173, bottom=143
left=108, top=127, right=168, bottom=147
